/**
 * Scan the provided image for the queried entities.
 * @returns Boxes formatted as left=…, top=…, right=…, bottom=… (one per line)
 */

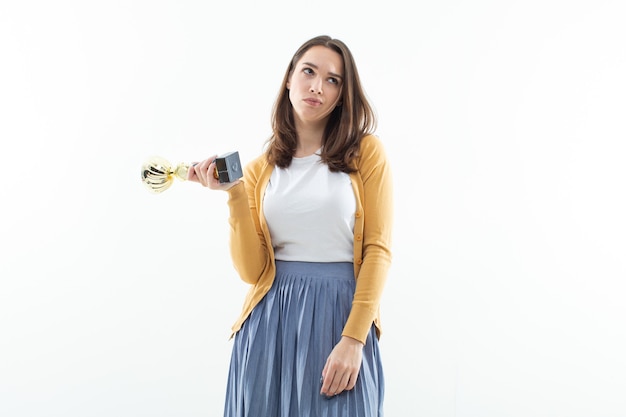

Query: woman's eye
left=328, top=77, right=338, bottom=85
left=303, top=68, right=314, bottom=75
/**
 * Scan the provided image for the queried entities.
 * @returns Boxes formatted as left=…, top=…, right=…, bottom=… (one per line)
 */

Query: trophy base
left=215, top=151, right=243, bottom=183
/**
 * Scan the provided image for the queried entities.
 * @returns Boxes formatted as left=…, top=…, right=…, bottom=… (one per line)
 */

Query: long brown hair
left=265, top=35, right=377, bottom=173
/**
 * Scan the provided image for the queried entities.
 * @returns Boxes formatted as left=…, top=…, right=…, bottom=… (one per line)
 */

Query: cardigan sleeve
left=226, top=156, right=271, bottom=285
left=342, top=135, right=394, bottom=343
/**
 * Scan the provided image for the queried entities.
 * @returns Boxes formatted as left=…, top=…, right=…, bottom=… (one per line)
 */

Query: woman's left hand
left=320, top=336, right=364, bottom=397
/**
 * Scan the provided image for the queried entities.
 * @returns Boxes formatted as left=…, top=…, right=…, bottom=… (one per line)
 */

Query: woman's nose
left=309, top=78, right=322, bottom=94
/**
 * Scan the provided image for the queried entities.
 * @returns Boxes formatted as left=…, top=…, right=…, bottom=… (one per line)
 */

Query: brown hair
left=265, top=35, right=377, bottom=173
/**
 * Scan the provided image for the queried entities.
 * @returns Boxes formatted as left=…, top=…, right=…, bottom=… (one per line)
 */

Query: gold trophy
left=141, top=152, right=243, bottom=193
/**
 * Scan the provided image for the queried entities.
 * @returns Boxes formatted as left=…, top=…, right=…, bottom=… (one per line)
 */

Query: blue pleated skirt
left=224, top=261, right=384, bottom=417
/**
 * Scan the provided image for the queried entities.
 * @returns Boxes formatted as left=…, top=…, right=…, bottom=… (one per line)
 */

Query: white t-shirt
left=263, top=152, right=356, bottom=262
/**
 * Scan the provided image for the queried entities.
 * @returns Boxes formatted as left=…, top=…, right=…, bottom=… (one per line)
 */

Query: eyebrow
left=301, top=61, right=343, bottom=80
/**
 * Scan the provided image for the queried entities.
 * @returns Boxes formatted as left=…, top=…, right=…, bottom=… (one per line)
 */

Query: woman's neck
left=295, top=138, right=322, bottom=157
left=294, top=120, right=325, bottom=157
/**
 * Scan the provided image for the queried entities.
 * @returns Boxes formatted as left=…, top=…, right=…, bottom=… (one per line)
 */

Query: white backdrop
left=1, top=1, right=625, bottom=416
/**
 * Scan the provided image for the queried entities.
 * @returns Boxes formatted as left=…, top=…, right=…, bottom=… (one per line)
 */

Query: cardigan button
left=355, top=211, right=362, bottom=218
left=355, top=234, right=362, bottom=241
left=356, top=259, right=363, bottom=265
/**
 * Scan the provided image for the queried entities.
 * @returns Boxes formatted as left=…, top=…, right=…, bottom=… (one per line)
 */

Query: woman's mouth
left=304, top=98, right=322, bottom=106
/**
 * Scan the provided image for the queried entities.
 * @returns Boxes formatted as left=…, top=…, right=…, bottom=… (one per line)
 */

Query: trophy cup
left=141, top=151, right=243, bottom=193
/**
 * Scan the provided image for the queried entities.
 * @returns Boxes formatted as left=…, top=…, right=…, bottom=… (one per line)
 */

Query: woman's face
left=287, top=45, right=344, bottom=126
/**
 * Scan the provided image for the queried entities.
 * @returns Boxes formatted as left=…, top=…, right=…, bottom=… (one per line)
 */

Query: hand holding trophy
left=141, top=151, right=243, bottom=193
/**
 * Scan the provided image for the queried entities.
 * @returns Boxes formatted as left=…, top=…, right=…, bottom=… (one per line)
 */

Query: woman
left=189, top=35, right=393, bottom=417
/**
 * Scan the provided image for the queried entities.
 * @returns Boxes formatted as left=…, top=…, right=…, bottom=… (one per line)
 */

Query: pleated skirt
left=224, top=260, right=384, bottom=417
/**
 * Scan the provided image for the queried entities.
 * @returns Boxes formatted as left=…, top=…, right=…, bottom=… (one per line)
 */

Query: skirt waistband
left=275, top=260, right=354, bottom=280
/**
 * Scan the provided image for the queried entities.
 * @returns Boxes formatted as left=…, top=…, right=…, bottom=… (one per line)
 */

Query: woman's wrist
left=341, top=335, right=365, bottom=347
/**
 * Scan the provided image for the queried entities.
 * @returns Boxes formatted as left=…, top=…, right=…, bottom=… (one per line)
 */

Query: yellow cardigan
left=226, top=134, right=393, bottom=344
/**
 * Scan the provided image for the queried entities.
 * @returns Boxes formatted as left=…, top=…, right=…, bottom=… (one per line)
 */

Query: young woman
left=189, top=35, right=393, bottom=417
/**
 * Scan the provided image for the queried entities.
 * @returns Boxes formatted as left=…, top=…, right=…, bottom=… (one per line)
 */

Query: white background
left=1, top=1, right=625, bottom=416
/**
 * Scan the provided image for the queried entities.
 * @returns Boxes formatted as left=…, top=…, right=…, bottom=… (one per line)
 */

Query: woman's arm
left=343, top=135, right=394, bottom=343
left=226, top=157, right=272, bottom=284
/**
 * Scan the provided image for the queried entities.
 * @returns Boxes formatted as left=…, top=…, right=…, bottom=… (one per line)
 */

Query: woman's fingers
left=320, top=337, right=363, bottom=397
left=187, top=155, right=241, bottom=191
left=188, top=155, right=217, bottom=186
left=320, top=367, right=357, bottom=397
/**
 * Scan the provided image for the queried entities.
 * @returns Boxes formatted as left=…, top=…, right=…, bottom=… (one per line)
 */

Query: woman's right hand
left=187, top=155, right=240, bottom=191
